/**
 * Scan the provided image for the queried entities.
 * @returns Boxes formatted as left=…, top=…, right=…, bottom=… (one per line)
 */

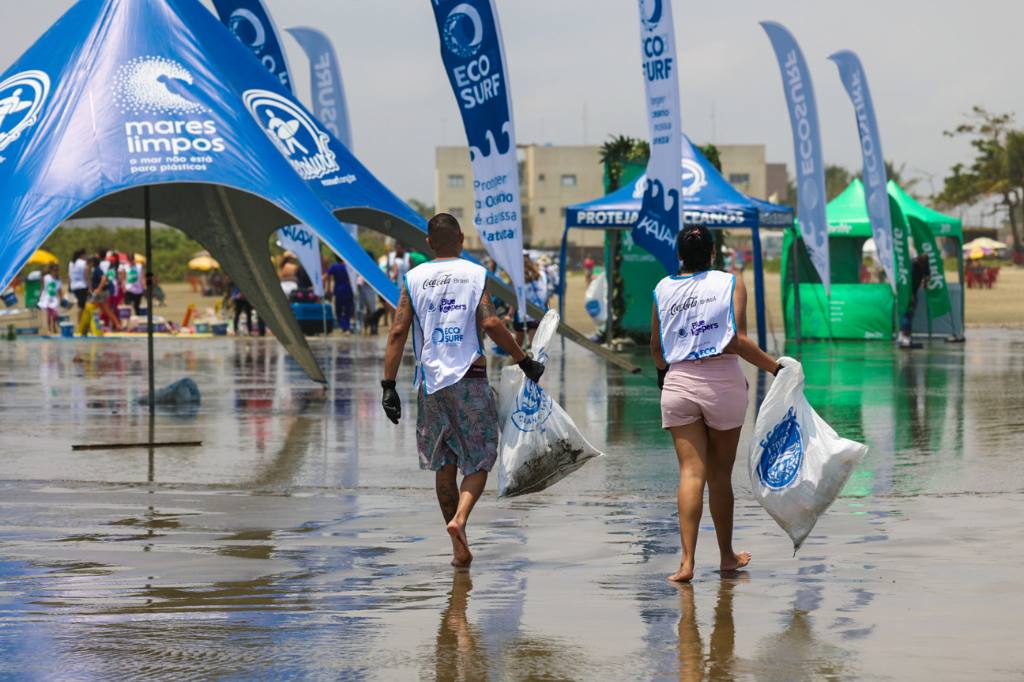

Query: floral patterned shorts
left=416, top=375, right=499, bottom=476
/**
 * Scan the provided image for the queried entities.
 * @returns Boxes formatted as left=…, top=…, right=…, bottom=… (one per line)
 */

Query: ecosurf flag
left=429, top=0, right=527, bottom=315
left=287, top=26, right=359, bottom=284
left=908, top=216, right=951, bottom=319
left=213, top=2, right=329, bottom=295
left=761, top=21, right=830, bottom=295
left=212, top=0, right=293, bottom=89
left=632, top=0, right=683, bottom=276
left=828, top=50, right=897, bottom=295
left=278, top=224, right=323, bottom=297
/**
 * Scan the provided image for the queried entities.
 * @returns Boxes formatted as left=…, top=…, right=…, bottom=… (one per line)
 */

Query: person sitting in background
left=326, top=256, right=354, bottom=334
left=278, top=252, right=300, bottom=296
left=232, top=286, right=264, bottom=337
left=38, top=263, right=62, bottom=334
left=583, top=256, right=595, bottom=285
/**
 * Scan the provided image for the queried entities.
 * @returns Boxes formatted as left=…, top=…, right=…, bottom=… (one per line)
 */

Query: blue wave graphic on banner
left=212, top=0, right=292, bottom=90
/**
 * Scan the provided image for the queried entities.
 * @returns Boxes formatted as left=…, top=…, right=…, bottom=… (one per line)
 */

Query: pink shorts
left=661, top=354, right=748, bottom=431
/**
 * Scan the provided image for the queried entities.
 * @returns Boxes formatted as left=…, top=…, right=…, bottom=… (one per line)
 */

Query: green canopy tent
left=782, top=179, right=964, bottom=339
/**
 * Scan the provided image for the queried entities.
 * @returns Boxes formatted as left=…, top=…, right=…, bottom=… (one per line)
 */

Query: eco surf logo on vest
left=243, top=89, right=340, bottom=181
left=0, top=70, right=49, bottom=157
left=113, top=57, right=226, bottom=172
left=757, top=406, right=803, bottom=490
left=512, top=381, right=553, bottom=433
left=431, top=326, right=464, bottom=346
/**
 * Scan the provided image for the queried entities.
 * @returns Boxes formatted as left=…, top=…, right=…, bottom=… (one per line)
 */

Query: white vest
left=406, top=258, right=487, bottom=394
left=655, top=270, right=736, bottom=363
left=125, top=263, right=145, bottom=294
left=520, top=272, right=549, bottom=323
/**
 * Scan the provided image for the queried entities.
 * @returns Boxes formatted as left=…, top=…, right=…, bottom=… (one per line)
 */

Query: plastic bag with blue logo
left=749, top=357, right=868, bottom=553
left=497, top=311, right=603, bottom=498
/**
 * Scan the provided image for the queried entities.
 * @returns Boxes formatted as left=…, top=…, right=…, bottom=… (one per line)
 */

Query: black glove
left=381, top=380, right=401, bottom=424
left=518, top=356, right=545, bottom=384
left=657, top=366, right=668, bottom=390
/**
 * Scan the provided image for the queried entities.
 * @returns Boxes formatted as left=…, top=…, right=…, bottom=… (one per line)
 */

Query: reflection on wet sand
left=434, top=572, right=490, bottom=682
left=675, top=577, right=742, bottom=682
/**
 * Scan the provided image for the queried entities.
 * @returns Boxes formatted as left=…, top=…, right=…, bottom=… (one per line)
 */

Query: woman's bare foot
left=720, top=551, right=751, bottom=572
left=447, top=519, right=473, bottom=567
left=668, top=560, right=695, bottom=582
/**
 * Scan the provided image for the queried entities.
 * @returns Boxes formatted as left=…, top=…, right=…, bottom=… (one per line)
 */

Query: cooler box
left=60, top=322, right=75, bottom=338
left=291, top=302, right=333, bottom=335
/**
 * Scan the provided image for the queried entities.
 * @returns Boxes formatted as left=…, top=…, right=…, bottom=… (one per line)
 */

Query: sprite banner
left=429, top=0, right=526, bottom=316
left=761, top=21, right=830, bottom=294
left=829, top=50, right=897, bottom=297
left=632, top=0, right=683, bottom=276
left=213, top=1, right=330, bottom=297
left=908, top=215, right=951, bottom=318
left=890, top=195, right=913, bottom=320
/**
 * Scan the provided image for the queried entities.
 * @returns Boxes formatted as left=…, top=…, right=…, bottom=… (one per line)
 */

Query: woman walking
left=651, top=225, right=781, bottom=582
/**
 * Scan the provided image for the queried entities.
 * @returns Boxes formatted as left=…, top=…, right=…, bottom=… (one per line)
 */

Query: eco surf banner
left=828, top=50, right=897, bottom=297
left=213, top=1, right=330, bottom=295
left=632, top=0, right=684, bottom=276
left=761, top=21, right=831, bottom=295
left=429, top=0, right=527, bottom=316
left=287, top=26, right=359, bottom=286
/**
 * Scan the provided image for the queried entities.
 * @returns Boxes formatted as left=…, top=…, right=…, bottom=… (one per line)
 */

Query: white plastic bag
left=584, top=272, right=607, bottom=325
left=497, top=311, right=603, bottom=497
left=749, top=357, right=868, bottom=552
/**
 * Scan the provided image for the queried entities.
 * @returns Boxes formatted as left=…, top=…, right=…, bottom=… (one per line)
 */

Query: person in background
left=89, top=255, right=121, bottom=332
left=107, top=253, right=124, bottom=318
left=38, top=263, right=62, bottom=334
left=232, top=286, right=264, bottom=337
left=327, top=255, right=354, bottom=334
left=651, top=224, right=782, bottom=582
left=359, top=249, right=382, bottom=335
left=504, top=255, right=549, bottom=347
left=381, top=213, right=545, bottom=568
left=68, top=248, right=89, bottom=324
left=898, top=253, right=931, bottom=349
left=583, top=255, right=595, bottom=285
left=122, top=253, right=146, bottom=315
left=278, top=252, right=300, bottom=296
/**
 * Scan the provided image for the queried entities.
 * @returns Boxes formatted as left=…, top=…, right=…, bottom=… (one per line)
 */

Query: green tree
left=407, top=198, right=435, bottom=220
left=598, top=136, right=649, bottom=340
left=825, top=164, right=851, bottom=202
left=937, top=107, right=1024, bottom=256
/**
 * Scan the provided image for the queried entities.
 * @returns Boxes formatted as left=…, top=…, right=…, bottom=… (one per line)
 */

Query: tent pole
left=605, top=230, right=617, bottom=346
left=751, top=228, right=767, bottom=352
left=791, top=231, right=802, bottom=345
left=145, top=186, right=155, bottom=419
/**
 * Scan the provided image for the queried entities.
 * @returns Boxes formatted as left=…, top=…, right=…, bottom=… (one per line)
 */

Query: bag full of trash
left=137, top=378, right=201, bottom=406
left=497, top=311, right=602, bottom=498
left=748, top=357, right=868, bottom=552
left=584, top=272, right=607, bottom=326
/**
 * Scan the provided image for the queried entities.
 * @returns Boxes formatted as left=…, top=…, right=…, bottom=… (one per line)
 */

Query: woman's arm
left=725, top=276, right=782, bottom=375
left=650, top=303, right=667, bottom=370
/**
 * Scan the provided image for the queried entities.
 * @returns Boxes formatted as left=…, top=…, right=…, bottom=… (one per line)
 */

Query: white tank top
left=655, top=270, right=736, bottom=363
left=519, top=272, right=549, bottom=323
left=406, top=258, right=487, bottom=394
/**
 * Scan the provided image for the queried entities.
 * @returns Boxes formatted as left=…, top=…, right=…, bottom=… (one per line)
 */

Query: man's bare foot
left=720, top=551, right=751, bottom=572
left=668, top=560, right=695, bottom=582
left=447, top=519, right=472, bottom=567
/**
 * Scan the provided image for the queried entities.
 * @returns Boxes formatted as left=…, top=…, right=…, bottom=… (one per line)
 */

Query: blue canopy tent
left=559, top=135, right=793, bottom=351
left=0, top=0, right=432, bottom=383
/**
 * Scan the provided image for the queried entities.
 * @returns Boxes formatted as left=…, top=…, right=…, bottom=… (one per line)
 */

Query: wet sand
left=1, top=332, right=1023, bottom=680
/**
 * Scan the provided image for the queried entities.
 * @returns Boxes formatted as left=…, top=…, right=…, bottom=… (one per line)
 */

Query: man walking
left=381, top=213, right=544, bottom=568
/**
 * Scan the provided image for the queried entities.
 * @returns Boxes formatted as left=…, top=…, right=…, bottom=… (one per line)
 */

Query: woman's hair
left=72, top=248, right=86, bottom=261
left=523, top=255, right=540, bottom=283
left=677, top=224, right=714, bottom=273
left=87, top=255, right=99, bottom=268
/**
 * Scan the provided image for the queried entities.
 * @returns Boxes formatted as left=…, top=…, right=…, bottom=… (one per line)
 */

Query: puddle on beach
left=1, top=333, right=1023, bottom=680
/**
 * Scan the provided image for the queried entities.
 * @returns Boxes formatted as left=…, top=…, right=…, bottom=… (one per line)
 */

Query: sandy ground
left=4, top=265, right=1022, bottom=336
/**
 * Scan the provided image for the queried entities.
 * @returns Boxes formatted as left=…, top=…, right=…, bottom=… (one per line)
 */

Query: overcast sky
left=4, top=1, right=1023, bottom=226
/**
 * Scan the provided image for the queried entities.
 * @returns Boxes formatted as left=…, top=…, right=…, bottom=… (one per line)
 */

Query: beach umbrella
left=968, top=245, right=993, bottom=260
left=26, top=249, right=59, bottom=265
left=963, top=237, right=1007, bottom=251
left=188, top=255, right=220, bottom=270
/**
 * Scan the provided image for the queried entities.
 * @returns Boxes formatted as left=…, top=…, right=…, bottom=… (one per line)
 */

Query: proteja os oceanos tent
left=558, top=133, right=794, bottom=351
left=0, top=0, right=428, bottom=383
